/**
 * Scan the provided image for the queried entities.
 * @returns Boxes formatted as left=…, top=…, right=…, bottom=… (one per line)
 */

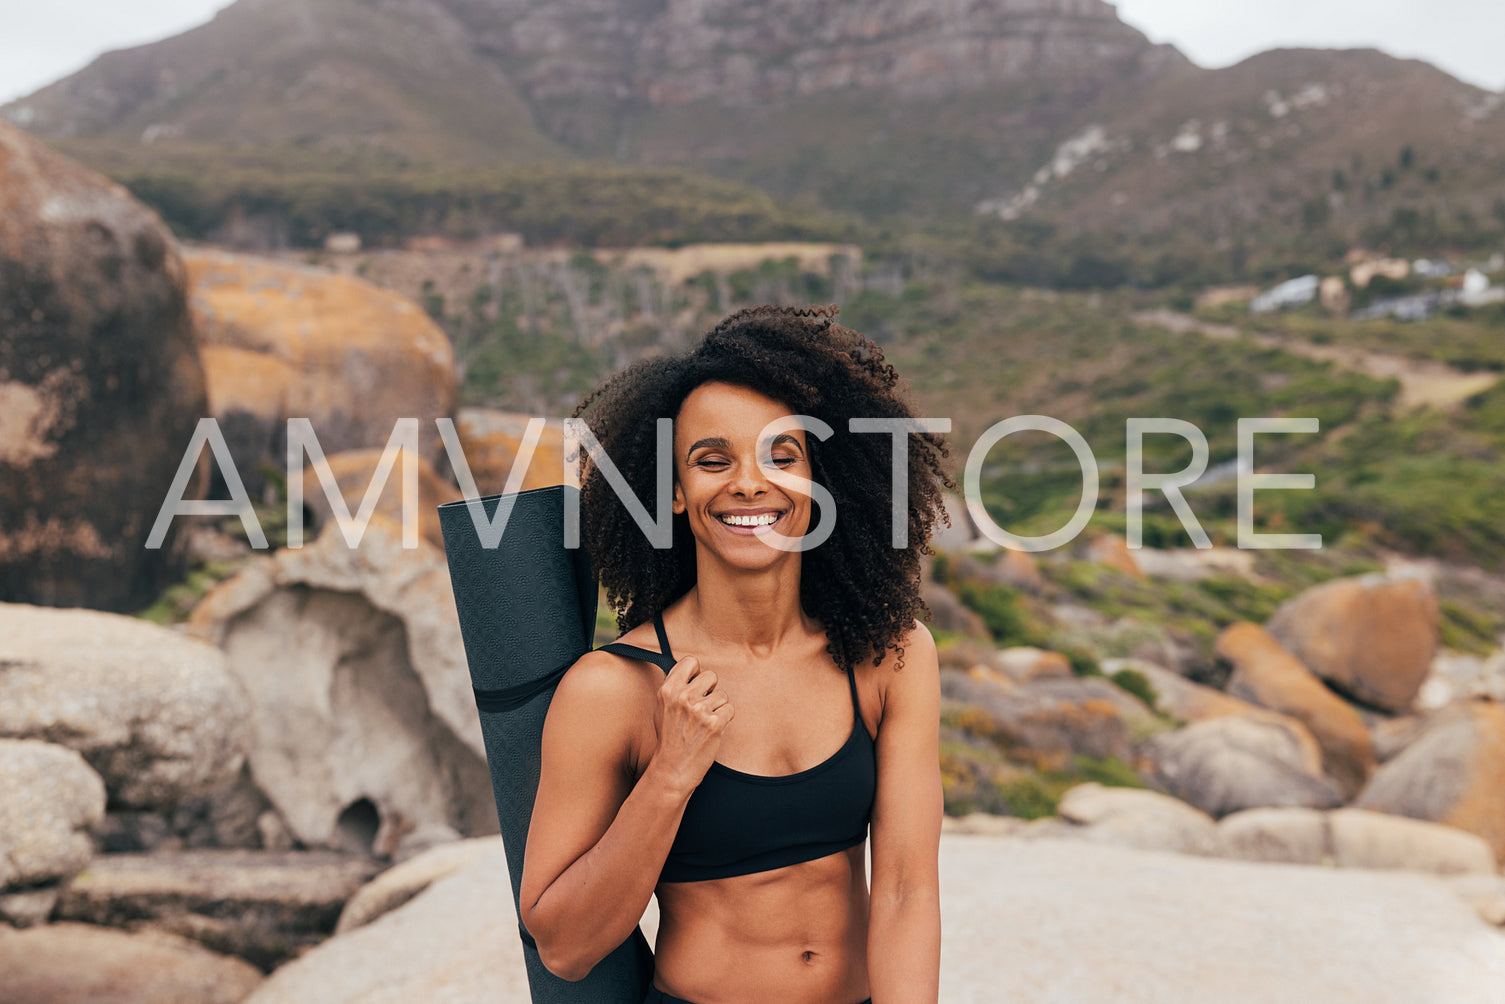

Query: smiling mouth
left=717, top=511, right=785, bottom=527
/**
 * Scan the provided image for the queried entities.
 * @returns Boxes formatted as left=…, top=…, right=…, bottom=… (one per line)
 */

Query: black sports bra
left=599, top=613, right=876, bottom=883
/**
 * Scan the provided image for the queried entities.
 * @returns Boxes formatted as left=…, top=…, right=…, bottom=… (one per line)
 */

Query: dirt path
left=1135, top=309, right=1501, bottom=410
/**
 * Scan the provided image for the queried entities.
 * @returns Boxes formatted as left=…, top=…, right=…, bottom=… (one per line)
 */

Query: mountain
left=5, top=0, right=1502, bottom=270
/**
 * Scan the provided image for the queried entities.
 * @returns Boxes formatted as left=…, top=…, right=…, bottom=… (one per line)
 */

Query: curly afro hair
left=571, top=303, right=953, bottom=673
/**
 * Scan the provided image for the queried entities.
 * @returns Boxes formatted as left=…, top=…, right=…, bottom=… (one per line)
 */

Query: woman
left=519, top=304, right=950, bottom=1003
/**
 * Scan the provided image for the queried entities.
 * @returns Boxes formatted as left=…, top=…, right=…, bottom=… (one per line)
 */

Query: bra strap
left=597, top=641, right=675, bottom=675
left=653, top=611, right=675, bottom=662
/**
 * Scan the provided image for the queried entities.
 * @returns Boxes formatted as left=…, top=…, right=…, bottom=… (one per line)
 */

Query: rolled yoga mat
left=438, top=484, right=654, bottom=1003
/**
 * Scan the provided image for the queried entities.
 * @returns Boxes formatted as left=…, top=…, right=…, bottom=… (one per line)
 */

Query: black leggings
left=643, top=986, right=871, bottom=1004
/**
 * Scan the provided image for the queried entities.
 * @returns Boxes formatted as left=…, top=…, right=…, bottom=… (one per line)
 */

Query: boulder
left=1266, top=574, right=1439, bottom=713
left=993, top=647, right=1073, bottom=684
left=921, top=580, right=990, bottom=639
left=90, top=766, right=277, bottom=855
left=1050, top=782, right=1223, bottom=856
left=1104, top=657, right=1293, bottom=728
left=0, top=885, right=60, bottom=928
left=336, top=836, right=504, bottom=935
left=183, top=247, right=456, bottom=499
left=1328, top=808, right=1496, bottom=875
left=1355, top=699, right=1505, bottom=862
left=0, top=603, right=250, bottom=808
left=1369, top=712, right=1429, bottom=763
left=0, top=922, right=262, bottom=1003
left=1217, top=622, right=1375, bottom=798
left=55, top=849, right=382, bottom=970
left=1142, top=715, right=1344, bottom=817
left=186, top=514, right=497, bottom=853
left=1084, top=534, right=1143, bottom=578
left=0, top=738, right=106, bottom=891
left=992, top=548, right=1046, bottom=593
left=940, top=670, right=1148, bottom=770
left=451, top=408, right=566, bottom=494
left=1218, top=806, right=1330, bottom=865
left=0, top=120, right=207, bottom=611
left=299, top=449, right=463, bottom=551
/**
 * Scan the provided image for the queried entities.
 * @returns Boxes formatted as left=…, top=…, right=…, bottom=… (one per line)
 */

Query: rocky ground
left=145, top=830, right=1505, bottom=1004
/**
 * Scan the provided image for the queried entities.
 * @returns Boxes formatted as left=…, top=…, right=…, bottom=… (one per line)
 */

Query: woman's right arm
left=518, top=650, right=729, bottom=980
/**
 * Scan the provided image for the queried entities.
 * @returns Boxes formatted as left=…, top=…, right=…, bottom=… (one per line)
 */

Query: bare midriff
left=651, top=844, right=870, bottom=1004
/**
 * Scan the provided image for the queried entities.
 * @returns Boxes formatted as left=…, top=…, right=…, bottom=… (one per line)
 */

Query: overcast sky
left=1, top=0, right=1501, bottom=107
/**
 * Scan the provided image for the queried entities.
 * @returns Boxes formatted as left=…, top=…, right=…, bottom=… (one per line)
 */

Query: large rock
left=0, top=922, right=262, bottom=1003
left=0, top=603, right=250, bottom=808
left=1217, top=806, right=1497, bottom=875
left=1267, top=574, right=1439, bottom=713
left=336, top=836, right=504, bottom=935
left=299, top=449, right=463, bottom=552
left=940, top=670, right=1150, bottom=771
left=1101, top=658, right=1252, bottom=722
left=0, top=738, right=106, bottom=891
left=55, top=849, right=382, bottom=970
left=1217, top=806, right=1330, bottom=865
left=183, top=247, right=457, bottom=499
left=1328, top=808, right=1496, bottom=875
left=1047, top=782, right=1224, bottom=856
left=994, top=647, right=1074, bottom=684
left=0, top=120, right=207, bottom=611
left=1142, top=715, right=1344, bottom=817
left=921, top=580, right=990, bottom=639
left=1217, top=622, right=1375, bottom=798
left=1083, top=533, right=1143, bottom=579
left=451, top=408, right=566, bottom=494
left=1356, top=699, right=1505, bottom=862
left=186, top=514, right=496, bottom=853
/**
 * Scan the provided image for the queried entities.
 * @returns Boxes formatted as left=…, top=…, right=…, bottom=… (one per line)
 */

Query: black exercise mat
left=438, top=485, right=654, bottom=1002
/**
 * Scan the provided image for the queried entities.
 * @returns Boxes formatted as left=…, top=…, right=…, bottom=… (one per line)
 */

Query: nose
left=729, top=458, right=771, bottom=498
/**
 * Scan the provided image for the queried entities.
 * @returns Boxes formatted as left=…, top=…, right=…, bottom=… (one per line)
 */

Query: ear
left=672, top=479, right=685, bottom=514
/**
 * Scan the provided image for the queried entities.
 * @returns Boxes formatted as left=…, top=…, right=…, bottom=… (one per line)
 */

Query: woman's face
left=672, top=381, right=813, bottom=567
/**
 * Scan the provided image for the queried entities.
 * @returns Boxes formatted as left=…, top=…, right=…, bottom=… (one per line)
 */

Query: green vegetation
left=99, top=157, right=860, bottom=251
left=135, top=557, right=245, bottom=625
left=1108, top=667, right=1158, bottom=709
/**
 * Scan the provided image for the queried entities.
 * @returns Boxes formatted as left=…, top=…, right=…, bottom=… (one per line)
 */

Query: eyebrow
left=685, top=434, right=805, bottom=459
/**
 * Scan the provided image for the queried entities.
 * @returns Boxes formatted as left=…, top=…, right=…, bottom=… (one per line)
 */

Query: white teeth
left=719, top=512, right=780, bottom=527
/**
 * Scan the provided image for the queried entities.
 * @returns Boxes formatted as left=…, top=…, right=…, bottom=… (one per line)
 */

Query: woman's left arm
left=868, top=620, right=942, bottom=1003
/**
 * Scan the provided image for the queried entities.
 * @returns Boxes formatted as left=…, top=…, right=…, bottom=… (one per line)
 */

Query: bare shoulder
left=874, top=619, right=939, bottom=725
left=553, top=646, right=661, bottom=708
left=898, top=619, right=937, bottom=664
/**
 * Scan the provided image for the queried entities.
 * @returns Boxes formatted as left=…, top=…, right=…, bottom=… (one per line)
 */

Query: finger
left=690, top=691, right=729, bottom=715
left=662, top=656, right=699, bottom=687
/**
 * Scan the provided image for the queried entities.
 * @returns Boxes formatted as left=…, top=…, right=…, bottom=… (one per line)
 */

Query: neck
left=680, top=550, right=807, bottom=656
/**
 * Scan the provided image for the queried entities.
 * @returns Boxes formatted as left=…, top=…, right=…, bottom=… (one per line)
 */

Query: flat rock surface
left=251, top=834, right=1505, bottom=1002
left=939, top=837, right=1505, bottom=1002
left=0, top=922, right=262, bottom=1003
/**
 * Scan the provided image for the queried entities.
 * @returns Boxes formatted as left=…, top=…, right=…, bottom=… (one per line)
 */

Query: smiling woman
left=518, top=304, right=952, bottom=1003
